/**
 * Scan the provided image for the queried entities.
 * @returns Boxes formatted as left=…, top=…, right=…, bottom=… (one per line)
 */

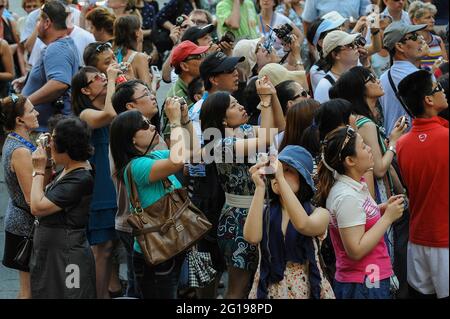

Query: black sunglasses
left=292, top=90, right=309, bottom=100
left=364, top=73, right=377, bottom=84
left=140, top=117, right=152, bottom=131
left=429, top=82, right=444, bottom=95
left=401, top=32, right=420, bottom=43
left=339, top=126, right=356, bottom=161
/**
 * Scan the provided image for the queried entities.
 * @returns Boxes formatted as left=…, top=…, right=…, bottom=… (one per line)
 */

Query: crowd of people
left=0, top=0, right=448, bottom=300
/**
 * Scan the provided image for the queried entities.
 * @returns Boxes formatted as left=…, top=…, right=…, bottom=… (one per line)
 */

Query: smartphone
left=150, top=66, right=161, bottom=93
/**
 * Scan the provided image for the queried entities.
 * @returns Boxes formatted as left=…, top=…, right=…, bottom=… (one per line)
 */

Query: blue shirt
left=301, top=0, right=371, bottom=23
left=22, top=37, right=80, bottom=132
left=379, top=60, right=418, bottom=136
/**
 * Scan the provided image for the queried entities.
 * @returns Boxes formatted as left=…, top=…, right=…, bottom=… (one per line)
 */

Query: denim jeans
left=117, top=230, right=141, bottom=298
left=334, top=277, right=392, bottom=299
left=133, top=252, right=182, bottom=299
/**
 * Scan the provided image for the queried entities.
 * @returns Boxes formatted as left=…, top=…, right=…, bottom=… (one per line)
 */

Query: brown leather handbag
left=126, top=164, right=212, bottom=266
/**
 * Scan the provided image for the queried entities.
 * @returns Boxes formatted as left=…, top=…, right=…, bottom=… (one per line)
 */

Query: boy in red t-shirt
left=397, top=70, right=449, bottom=299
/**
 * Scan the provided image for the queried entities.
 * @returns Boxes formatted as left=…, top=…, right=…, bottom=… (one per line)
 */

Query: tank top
left=421, top=34, right=443, bottom=71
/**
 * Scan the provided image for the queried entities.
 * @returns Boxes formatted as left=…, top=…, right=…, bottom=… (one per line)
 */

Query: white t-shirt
left=313, top=71, right=337, bottom=103
left=309, top=64, right=326, bottom=93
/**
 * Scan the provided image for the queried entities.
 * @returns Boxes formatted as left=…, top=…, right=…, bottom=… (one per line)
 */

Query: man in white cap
left=313, top=30, right=361, bottom=103
left=379, top=22, right=428, bottom=136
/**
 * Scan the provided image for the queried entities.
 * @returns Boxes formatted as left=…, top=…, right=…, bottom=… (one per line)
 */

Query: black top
left=40, top=168, right=94, bottom=229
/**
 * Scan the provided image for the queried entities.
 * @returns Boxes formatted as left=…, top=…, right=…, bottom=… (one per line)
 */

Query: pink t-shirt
left=326, top=174, right=393, bottom=283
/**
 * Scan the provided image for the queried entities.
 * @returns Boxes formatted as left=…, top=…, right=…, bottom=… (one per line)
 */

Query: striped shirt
left=421, top=34, right=444, bottom=71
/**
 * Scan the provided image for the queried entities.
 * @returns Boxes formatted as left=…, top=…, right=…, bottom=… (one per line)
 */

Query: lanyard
left=259, top=14, right=275, bottom=39
left=7, top=132, right=37, bottom=152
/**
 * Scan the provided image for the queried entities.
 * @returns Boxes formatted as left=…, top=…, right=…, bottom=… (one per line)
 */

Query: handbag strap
left=387, top=70, right=414, bottom=118
left=126, top=161, right=174, bottom=213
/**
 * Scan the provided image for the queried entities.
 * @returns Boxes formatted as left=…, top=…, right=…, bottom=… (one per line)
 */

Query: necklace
left=7, top=132, right=36, bottom=152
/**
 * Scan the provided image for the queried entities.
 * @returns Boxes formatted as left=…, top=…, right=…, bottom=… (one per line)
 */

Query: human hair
left=71, top=66, right=99, bottom=116
left=40, top=0, right=69, bottom=30
left=279, top=99, right=320, bottom=152
left=408, top=0, right=437, bottom=21
left=113, top=15, right=141, bottom=55
left=0, top=95, right=27, bottom=131
left=187, top=77, right=204, bottom=103
left=438, top=73, right=449, bottom=120
left=85, top=6, right=116, bottom=36
left=189, top=9, right=213, bottom=24
left=275, top=80, right=298, bottom=115
left=109, top=110, right=148, bottom=182
left=314, top=126, right=357, bottom=207
left=52, top=117, right=94, bottom=161
left=331, top=66, right=377, bottom=122
left=111, top=79, right=147, bottom=115
left=242, top=76, right=261, bottom=125
left=321, top=46, right=340, bottom=72
left=47, top=114, right=69, bottom=133
left=255, top=0, right=279, bottom=12
left=300, top=98, right=353, bottom=158
left=200, top=91, right=231, bottom=139
left=306, top=18, right=324, bottom=47
left=398, top=69, right=434, bottom=117
left=83, top=41, right=110, bottom=67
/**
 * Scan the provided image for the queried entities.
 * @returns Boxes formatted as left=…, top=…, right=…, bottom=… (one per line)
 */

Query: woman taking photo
left=1, top=94, right=39, bottom=298
left=72, top=64, right=121, bottom=298
left=109, top=98, right=196, bottom=299
left=315, top=126, right=405, bottom=299
left=113, top=15, right=152, bottom=88
left=244, top=145, right=334, bottom=299
left=199, top=76, right=285, bottom=299
left=30, top=117, right=96, bottom=299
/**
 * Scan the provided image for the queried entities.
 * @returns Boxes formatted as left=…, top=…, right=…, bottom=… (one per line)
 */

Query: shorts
left=2, top=231, right=30, bottom=272
left=407, top=242, right=449, bottom=298
left=334, top=277, right=392, bottom=299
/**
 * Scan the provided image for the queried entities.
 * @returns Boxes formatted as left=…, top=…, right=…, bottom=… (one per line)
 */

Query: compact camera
left=272, top=23, right=294, bottom=45
left=219, top=31, right=235, bottom=44
left=176, top=16, right=186, bottom=27
left=36, top=133, right=49, bottom=148
left=257, top=151, right=277, bottom=179
left=119, top=62, right=128, bottom=73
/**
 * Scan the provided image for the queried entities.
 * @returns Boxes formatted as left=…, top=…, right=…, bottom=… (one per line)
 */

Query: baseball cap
left=322, top=30, right=360, bottom=58
left=258, top=63, right=307, bottom=89
left=181, top=24, right=215, bottom=43
left=170, top=40, right=209, bottom=68
left=313, top=12, right=347, bottom=46
left=200, top=51, right=245, bottom=80
left=40, top=0, right=71, bottom=29
left=278, top=145, right=316, bottom=192
left=383, top=22, right=427, bottom=51
left=232, top=38, right=261, bottom=80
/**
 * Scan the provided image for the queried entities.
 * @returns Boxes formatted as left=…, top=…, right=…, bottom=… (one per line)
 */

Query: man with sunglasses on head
left=396, top=70, right=448, bottom=299
left=379, top=22, right=428, bottom=137
left=20, top=0, right=80, bottom=134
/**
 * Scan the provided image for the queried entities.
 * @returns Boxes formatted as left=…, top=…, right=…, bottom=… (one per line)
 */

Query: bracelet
left=169, top=122, right=182, bottom=129
left=371, top=29, right=380, bottom=36
left=181, top=119, right=191, bottom=126
left=260, top=101, right=272, bottom=108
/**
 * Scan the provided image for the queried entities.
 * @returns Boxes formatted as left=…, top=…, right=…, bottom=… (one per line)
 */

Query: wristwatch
left=387, top=145, right=396, bottom=156
left=32, top=171, right=45, bottom=177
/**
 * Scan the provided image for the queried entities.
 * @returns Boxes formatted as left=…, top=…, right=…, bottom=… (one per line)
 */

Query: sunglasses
left=401, top=32, right=420, bottom=43
left=355, top=35, right=367, bottom=47
left=95, top=42, right=112, bottom=53
left=429, top=82, right=444, bottom=95
left=10, top=93, right=19, bottom=105
left=191, top=19, right=208, bottom=26
left=364, top=73, right=377, bottom=84
left=339, top=126, right=356, bottom=161
left=139, top=117, right=153, bottom=131
left=85, top=73, right=106, bottom=87
left=184, top=53, right=205, bottom=62
left=292, top=90, right=309, bottom=100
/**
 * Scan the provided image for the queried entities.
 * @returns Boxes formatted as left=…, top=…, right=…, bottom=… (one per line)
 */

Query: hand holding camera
left=165, top=97, right=184, bottom=125
left=107, top=62, right=123, bottom=79
left=256, top=152, right=278, bottom=180
left=391, top=116, right=408, bottom=142
left=32, top=140, right=49, bottom=173
left=384, top=195, right=405, bottom=224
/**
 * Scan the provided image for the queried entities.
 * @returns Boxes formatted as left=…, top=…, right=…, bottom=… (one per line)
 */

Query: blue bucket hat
left=278, top=145, right=316, bottom=192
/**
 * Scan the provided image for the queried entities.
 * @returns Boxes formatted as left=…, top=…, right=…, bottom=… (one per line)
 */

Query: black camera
left=175, top=16, right=185, bottom=27
left=219, top=31, right=235, bottom=44
left=272, top=23, right=293, bottom=44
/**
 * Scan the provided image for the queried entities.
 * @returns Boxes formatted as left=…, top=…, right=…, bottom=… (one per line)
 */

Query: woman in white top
left=378, top=0, right=411, bottom=25
left=257, top=0, right=302, bottom=59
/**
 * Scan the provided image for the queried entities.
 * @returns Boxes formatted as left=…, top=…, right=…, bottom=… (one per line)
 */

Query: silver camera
left=119, top=62, right=128, bottom=73
left=36, top=133, right=49, bottom=148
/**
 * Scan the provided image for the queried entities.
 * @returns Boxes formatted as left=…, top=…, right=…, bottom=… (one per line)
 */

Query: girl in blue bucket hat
left=244, top=145, right=335, bottom=299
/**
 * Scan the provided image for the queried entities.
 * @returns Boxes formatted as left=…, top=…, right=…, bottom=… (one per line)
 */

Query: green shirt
left=124, top=151, right=182, bottom=253
left=216, top=0, right=259, bottom=41
left=163, top=78, right=193, bottom=140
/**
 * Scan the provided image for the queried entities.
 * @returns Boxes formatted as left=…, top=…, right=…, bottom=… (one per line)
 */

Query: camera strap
left=387, top=70, right=414, bottom=118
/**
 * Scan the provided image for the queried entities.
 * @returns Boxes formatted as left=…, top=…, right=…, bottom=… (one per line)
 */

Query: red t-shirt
left=397, top=116, right=449, bottom=248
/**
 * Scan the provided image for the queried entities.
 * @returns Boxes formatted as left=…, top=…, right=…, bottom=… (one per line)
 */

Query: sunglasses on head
left=364, top=73, right=377, bottom=84
left=339, top=125, right=356, bottom=161
left=95, top=42, right=112, bottom=53
left=292, top=89, right=309, bottom=100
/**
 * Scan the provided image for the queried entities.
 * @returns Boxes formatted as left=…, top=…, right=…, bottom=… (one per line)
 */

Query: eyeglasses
left=429, top=82, right=444, bottom=95
left=95, top=42, right=112, bottom=53
left=133, top=89, right=151, bottom=101
left=364, top=73, right=377, bottom=84
left=140, top=117, right=152, bottom=131
left=184, top=53, right=205, bottom=62
left=191, top=19, right=208, bottom=26
left=401, top=32, right=420, bottom=43
left=85, top=73, right=106, bottom=87
left=339, top=126, right=356, bottom=161
left=292, top=90, right=309, bottom=100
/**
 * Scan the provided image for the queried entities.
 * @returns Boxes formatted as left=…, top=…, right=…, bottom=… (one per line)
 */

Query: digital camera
left=176, top=16, right=186, bottom=27
left=36, top=133, right=49, bottom=148
left=272, top=23, right=293, bottom=44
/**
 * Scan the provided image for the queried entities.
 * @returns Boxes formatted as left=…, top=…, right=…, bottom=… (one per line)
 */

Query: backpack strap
left=324, top=74, right=336, bottom=86
left=387, top=70, right=415, bottom=118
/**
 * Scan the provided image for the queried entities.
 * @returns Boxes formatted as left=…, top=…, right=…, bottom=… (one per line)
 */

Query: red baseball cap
left=170, top=40, right=209, bottom=68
